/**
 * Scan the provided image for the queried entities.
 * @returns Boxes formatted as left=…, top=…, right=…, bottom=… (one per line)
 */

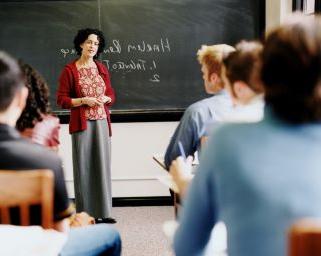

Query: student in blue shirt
left=171, top=40, right=265, bottom=197
left=171, top=14, right=321, bottom=256
left=164, top=44, right=235, bottom=170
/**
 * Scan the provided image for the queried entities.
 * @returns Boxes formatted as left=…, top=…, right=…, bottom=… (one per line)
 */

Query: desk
left=153, top=154, right=180, bottom=216
left=153, top=154, right=196, bottom=217
left=153, top=154, right=227, bottom=255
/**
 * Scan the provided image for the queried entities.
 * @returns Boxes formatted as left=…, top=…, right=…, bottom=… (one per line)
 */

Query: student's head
left=0, top=51, right=28, bottom=125
left=222, top=41, right=264, bottom=105
left=197, top=44, right=235, bottom=94
left=262, top=14, right=321, bottom=124
left=16, top=62, right=51, bottom=131
left=74, top=28, right=106, bottom=59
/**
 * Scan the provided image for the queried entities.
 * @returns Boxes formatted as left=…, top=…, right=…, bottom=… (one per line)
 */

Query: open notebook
left=153, top=154, right=198, bottom=193
left=153, top=153, right=199, bottom=170
left=153, top=154, right=179, bottom=192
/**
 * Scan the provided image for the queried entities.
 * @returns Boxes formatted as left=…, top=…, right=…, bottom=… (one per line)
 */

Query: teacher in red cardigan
left=57, top=28, right=116, bottom=224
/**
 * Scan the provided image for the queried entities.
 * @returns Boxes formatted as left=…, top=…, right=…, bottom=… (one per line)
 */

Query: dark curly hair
left=16, top=61, right=51, bottom=131
left=262, top=14, right=321, bottom=124
left=73, top=28, right=106, bottom=59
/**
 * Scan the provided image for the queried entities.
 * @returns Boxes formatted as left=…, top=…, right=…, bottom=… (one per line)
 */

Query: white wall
left=59, top=2, right=293, bottom=198
left=58, top=122, right=178, bottom=198
left=266, top=0, right=293, bottom=31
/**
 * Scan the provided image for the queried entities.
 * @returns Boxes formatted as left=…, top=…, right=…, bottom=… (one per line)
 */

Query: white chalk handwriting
left=59, top=37, right=171, bottom=57
left=102, top=59, right=160, bottom=82
left=59, top=38, right=169, bottom=83
left=127, top=38, right=170, bottom=53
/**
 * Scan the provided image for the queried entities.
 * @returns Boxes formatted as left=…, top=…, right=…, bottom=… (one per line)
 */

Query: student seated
left=171, top=40, right=265, bottom=197
left=164, top=44, right=235, bottom=170
left=171, top=14, right=321, bottom=256
left=0, top=51, right=121, bottom=256
left=222, top=41, right=264, bottom=110
left=164, top=43, right=264, bottom=170
left=16, top=62, right=60, bottom=151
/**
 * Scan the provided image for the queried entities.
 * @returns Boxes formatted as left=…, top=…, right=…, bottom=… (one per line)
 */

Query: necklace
left=76, top=60, right=96, bottom=69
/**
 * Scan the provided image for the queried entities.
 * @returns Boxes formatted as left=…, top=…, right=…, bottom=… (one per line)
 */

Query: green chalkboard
left=0, top=0, right=264, bottom=115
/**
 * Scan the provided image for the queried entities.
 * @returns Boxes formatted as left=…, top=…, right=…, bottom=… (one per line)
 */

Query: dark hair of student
left=73, top=28, right=106, bottom=59
left=223, top=40, right=264, bottom=94
left=261, top=14, right=321, bottom=124
left=0, top=51, right=24, bottom=112
left=16, top=62, right=51, bottom=131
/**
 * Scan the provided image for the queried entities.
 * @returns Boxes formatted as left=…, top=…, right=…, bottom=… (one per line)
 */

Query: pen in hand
left=178, top=140, right=194, bottom=174
left=170, top=141, right=194, bottom=196
left=178, top=141, right=186, bottom=160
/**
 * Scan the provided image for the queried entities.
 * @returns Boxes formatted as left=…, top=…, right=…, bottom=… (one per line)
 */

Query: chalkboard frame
left=0, top=0, right=266, bottom=123
left=58, top=109, right=184, bottom=123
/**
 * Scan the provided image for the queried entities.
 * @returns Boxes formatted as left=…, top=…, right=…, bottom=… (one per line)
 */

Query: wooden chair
left=0, top=170, right=54, bottom=229
left=288, top=218, right=321, bottom=256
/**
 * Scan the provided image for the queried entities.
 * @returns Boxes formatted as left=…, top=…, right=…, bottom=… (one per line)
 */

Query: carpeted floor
left=113, top=206, right=175, bottom=256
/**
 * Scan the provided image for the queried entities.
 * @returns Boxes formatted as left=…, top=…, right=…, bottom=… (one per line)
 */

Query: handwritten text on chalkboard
left=60, top=38, right=171, bottom=83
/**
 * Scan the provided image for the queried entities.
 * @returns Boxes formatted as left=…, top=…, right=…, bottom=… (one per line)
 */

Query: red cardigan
left=56, top=60, right=115, bottom=136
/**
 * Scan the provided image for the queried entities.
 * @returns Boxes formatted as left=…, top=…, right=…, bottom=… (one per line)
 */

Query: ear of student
left=17, top=86, right=28, bottom=110
left=209, top=72, right=219, bottom=84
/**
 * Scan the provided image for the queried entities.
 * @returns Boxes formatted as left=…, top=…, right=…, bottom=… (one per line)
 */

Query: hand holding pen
left=169, top=141, right=194, bottom=197
left=178, top=141, right=193, bottom=169
left=178, top=141, right=187, bottom=160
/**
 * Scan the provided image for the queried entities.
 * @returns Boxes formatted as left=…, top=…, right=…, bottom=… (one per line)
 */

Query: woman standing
left=57, top=28, right=116, bottom=223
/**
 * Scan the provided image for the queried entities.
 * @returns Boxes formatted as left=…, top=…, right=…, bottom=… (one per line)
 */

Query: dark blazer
left=0, top=123, right=73, bottom=223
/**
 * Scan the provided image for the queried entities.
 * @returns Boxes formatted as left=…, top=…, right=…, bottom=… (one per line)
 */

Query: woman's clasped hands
left=82, top=96, right=111, bottom=107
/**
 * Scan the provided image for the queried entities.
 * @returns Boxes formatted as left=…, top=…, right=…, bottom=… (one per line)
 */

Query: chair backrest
left=288, top=218, right=321, bottom=256
left=0, top=170, right=54, bottom=229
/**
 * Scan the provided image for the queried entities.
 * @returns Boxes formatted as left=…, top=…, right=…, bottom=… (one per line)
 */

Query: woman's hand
left=169, top=156, right=194, bottom=198
left=82, top=97, right=101, bottom=107
left=100, top=95, right=112, bottom=104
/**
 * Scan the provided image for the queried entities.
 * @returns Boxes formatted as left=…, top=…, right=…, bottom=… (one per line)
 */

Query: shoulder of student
left=209, top=121, right=262, bottom=147
left=185, top=97, right=214, bottom=115
left=0, top=139, right=62, bottom=171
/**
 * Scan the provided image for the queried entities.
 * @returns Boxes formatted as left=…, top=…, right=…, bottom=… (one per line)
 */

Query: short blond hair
left=197, top=44, right=235, bottom=77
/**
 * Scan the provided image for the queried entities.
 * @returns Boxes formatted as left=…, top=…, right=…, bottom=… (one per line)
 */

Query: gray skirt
left=71, top=119, right=112, bottom=218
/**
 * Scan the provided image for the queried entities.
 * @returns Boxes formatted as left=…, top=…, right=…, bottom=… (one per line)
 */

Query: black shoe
left=95, top=217, right=117, bottom=224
